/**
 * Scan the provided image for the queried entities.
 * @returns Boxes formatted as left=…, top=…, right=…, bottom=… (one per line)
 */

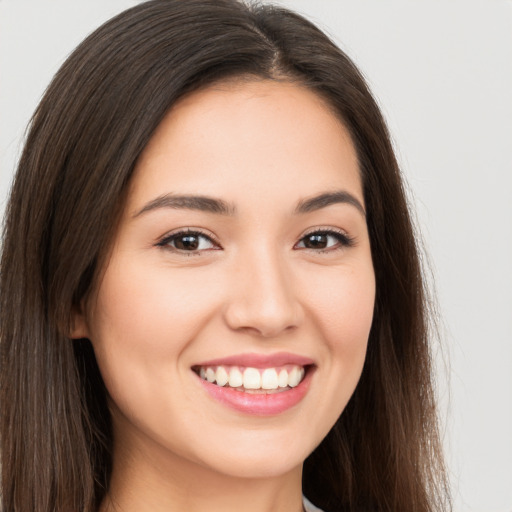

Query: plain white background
left=0, top=1, right=511, bottom=511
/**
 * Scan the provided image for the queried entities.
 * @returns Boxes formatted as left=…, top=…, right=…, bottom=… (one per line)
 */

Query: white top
left=303, top=496, right=324, bottom=512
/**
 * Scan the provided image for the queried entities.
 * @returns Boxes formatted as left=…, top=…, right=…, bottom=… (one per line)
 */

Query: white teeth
left=288, top=366, right=301, bottom=387
left=215, top=366, right=229, bottom=387
left=205, top=367, right=216, bottom=383
left=243, top=368, right=261, bottom=389
left=261, top=368, right=279, bottom=389
left=278, top=369, right=288, bottom=388
left=197, top=364, right=307, bottom=391
left=228, top=367, right=243, bottom=388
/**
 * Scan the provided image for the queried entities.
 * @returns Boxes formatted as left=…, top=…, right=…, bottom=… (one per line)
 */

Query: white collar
left=303, top=496, right=324, bottom=512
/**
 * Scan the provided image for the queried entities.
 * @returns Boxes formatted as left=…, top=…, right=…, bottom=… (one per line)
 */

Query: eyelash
left=156, top=228, right=355, bottom=255
left=156, top=228, right=221, bottom=255
left=294, top=228, right=355, bottom=253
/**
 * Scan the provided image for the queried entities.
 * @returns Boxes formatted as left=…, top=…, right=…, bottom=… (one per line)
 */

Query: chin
left=204, top=452, right=304, bottom=480
left=190, top=431, right=314, bottom=480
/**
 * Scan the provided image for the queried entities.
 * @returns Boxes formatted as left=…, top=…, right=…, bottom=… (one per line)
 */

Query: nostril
left=223, top=298, right=303, bottom=338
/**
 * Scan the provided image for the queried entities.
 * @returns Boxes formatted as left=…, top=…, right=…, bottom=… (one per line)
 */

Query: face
left=75, top=80, right=375, bottom=481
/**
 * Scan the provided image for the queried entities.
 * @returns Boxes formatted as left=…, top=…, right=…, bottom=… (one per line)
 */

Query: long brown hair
left=1, top=1, right=450, bottom=511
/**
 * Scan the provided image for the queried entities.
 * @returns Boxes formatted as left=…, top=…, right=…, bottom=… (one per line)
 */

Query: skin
left=72, top=80, right=376, bottom=512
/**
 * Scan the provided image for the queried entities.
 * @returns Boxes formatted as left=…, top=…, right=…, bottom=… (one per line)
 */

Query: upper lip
left=193, top=352, right=315, bottom=369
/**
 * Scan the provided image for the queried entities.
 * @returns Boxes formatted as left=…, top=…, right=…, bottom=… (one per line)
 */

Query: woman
left=0, top=1, right=450, bottom=511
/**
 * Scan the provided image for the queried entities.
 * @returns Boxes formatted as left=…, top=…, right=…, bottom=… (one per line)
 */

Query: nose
left=223, top=248, right=303, bottom=338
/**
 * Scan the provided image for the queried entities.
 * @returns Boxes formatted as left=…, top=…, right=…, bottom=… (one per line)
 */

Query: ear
left=69, top=302, right=90, bottom=340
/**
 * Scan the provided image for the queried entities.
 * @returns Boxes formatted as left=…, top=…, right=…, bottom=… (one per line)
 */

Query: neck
left=101, top=421, right=304, bottom=512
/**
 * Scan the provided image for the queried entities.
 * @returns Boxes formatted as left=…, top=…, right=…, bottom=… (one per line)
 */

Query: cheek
left=310, top=263, right=375, bottom=352
left=86, top=258, right=217, bottom=405
left=305, top=262, right=375, bottom=410
left=286, top=261, right=375, bottom=445
left=90, top=257, right=218, bottom=351
left=86, top=258, right=224, bottom=448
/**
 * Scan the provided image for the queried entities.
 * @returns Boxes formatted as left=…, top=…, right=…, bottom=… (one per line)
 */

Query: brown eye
left=176, top=234, right=201, bottom=250
left=158, top=231, right=218, bottom=252
left=302, top=233, right=330, bottom=249
left=295, top=230, right=354, bottom=251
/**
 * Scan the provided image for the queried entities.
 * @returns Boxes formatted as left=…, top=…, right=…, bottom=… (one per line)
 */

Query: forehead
left=128, top=79, right=362, bottom=213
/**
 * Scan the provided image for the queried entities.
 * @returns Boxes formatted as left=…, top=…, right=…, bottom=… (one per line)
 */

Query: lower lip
left=196, top=368, right=314, bottom=416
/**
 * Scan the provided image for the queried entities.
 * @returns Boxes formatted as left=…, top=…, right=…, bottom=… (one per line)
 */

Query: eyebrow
left=133, top=194, right=236, bottom=217
left=295, top=191, right=366, bottom=217
left=133, top=189, right=365, bottom=218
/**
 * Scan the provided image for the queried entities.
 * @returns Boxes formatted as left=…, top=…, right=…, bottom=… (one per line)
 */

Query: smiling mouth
left=192, top=364, right=309, bottom=394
